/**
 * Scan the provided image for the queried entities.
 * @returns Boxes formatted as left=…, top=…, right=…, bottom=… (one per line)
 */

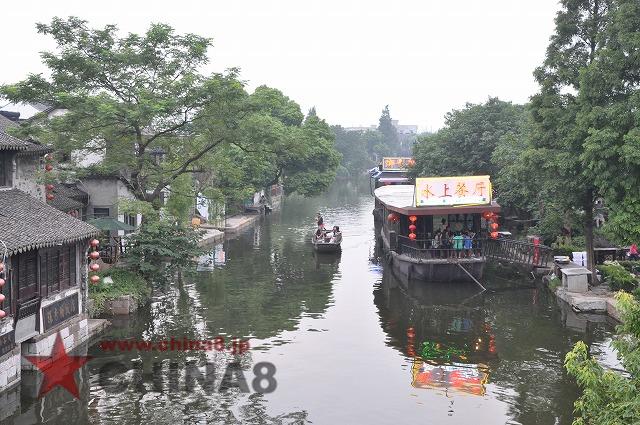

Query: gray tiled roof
left=48, top=193, right=84, bottom=213
left=0, top=115, right=30, bottom=151
left=0, top=189, right=99, bottom=255
left=0, top=115, right=53, bottom=155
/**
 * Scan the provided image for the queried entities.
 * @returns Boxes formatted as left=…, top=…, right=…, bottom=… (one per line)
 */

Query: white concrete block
left=60, top=327, right=70, bottom=338
left=0, top=370, right=7, bottom=387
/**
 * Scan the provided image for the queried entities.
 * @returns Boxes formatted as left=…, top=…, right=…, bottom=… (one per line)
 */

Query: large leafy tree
left=411, top=98, right=526, bottom=180
left=525, top=0, right=640, bottom=271
left=1, top=18, right=340, bottom=208
left=1, top=17, right=246, bottom=206
left=378, top=105, right=399, bottom=156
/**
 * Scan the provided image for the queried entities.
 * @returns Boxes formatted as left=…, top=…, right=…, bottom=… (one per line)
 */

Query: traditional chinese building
left=0, top=115, right=99, bottom=393
left=373, top=175, right=501, bottom=283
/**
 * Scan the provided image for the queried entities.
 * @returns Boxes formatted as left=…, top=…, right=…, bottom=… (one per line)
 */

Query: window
left=93, top=207, right=110, bottom=219
left=0, top=153, right=13, bottom=187
left=13, top=250, right=38, bottom=302
left=124, top=213, right=137, bottom=228
left=39, top=245, right=77, bottom=297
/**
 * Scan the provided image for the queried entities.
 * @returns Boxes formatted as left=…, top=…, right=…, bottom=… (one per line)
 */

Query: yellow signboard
left=414, top=175, right=492, bottom=207
left=382, top=157, right=415, bottom=171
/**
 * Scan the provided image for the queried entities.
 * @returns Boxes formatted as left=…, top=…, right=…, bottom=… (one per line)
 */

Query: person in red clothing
left=629, top=243, right=639, bottom=260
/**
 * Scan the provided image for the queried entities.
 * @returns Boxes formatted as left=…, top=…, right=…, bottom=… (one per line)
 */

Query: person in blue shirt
left=463, top=231, right=473, bottom=257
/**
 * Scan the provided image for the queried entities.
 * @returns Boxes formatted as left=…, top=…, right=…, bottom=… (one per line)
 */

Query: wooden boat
left=312, top=233, right=342, bottom=253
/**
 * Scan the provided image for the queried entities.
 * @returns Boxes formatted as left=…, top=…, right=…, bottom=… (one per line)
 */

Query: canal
left=5, top=180, right=617, bottom=425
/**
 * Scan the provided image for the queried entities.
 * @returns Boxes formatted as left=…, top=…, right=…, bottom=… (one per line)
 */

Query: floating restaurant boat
left=374, top=175, right=501, bottom=283
left=368, top=157, right=414, bottom=194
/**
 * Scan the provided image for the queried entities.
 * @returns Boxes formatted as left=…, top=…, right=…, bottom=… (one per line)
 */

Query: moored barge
left=374, top=175, right=501, bottom=283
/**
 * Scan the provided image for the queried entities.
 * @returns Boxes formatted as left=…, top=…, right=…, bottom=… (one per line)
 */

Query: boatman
left=317, top=212, right=324, bottom=229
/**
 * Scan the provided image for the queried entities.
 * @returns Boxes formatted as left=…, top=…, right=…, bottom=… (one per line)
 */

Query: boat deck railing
left=394, top=235, right=552, bottom=267
left=396, top=236, right=487, bottom=260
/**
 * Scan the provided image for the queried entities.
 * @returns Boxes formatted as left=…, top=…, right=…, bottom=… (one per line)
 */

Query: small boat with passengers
left=312, top=226, right=342, bottom=253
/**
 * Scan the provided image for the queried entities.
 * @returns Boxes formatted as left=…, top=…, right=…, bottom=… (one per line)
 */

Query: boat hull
left=379, top=229, right=485, bottom=283
left=313, top=241, right=341, bottom=253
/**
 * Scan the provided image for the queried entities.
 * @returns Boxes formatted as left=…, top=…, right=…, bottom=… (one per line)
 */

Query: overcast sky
left=2, top=0, right=560, bottom=131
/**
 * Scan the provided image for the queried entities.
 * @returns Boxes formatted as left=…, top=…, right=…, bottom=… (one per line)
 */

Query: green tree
left=0, top=17, right=246, bottom=207
left=565, top=292, right=640, bottom=424
left=378, top=105, right=399, bottom=155
left=331, top=126, right=374, bottom=177
left=411, top=98, right=526, bottom=180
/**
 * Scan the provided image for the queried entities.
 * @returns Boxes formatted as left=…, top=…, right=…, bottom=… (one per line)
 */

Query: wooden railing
left=396, top=236, right=487, bottom=260
left=484, top=238, right=552, bottom=267
left=392, top=234, right=552, bottom=267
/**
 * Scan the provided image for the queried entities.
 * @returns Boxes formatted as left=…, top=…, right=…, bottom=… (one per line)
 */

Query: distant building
left=343, top=121, right=418, bottom=135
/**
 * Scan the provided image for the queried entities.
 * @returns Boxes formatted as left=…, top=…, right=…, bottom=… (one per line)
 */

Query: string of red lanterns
left=408, top=215, right=417, bottom=240
left=483, top=211, right=500, bottom=239
left=88, top=239, right=101, bottom=284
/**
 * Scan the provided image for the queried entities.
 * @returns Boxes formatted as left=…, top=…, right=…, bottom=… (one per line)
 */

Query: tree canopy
left=0, top=17, right=340, bottom=209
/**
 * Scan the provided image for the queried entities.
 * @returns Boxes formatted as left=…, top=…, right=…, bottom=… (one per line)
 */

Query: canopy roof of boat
left=374, top=184, right=501, bottom=216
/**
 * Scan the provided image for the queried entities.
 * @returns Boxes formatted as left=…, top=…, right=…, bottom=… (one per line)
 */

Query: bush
left=617, top=260, right=640, bottom=273
left=552, top=245, right=586, bottom=258
left=89, top=269, right=151, bottom=316
left=548, top=276, right=561, bottom=291
left=598, top=262, right=638, bottom=292
left=124, top=220, right=204, bottom=283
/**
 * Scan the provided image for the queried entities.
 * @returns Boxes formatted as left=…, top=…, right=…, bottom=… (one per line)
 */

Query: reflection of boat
left=411, top=359, right=489, bottom=396
left=311, top=234, right=341, bottom=253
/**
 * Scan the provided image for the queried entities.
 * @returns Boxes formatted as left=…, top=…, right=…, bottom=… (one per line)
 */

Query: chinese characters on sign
left=381, top=157, right=415, bottom=171
left=42, top=293, right=79, bottom=331
left=414, top=176, right=492, bottom=207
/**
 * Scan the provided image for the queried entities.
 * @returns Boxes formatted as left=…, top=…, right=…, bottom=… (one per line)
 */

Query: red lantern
left=46, top=184, right=54, bottom=191
left=90, top=263, right=100, bottom=272
left=44, top=153, right=53, bottom=161
left=387, top=213, right=399, bottom=223
left=408, top=233, right=417, bottom=240
left=0, top=263, right=4, bottom=272
left=482, top=211, right=493, bottom=220
left=45, top=164, right=53, bottom=172
left=490, top=222, right=499, bottom=231
left=490, top=231, right=499, bottom=239
left=0, top=278, right=5, bottom=287
left=90, top=275, right=100, bottom=284
left=89, top=251, right=100, bottom=260
left=46, top=193, right=54, bottom=201
left=0, top=294, right=4, bottom=303
left=90, top=239, right=100, bottom=248
left=0, top=310, right=5, bottom=319
left=409, top=224, right=417, bottom=232
left=407, top=327, right=415, bottom=338
left=409, top=215, right=417, bottom=223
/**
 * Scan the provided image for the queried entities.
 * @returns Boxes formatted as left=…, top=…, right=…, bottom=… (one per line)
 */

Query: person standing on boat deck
left=316, top=212, right=324, bottom=230
left=463, top=232, right=473, bottom=258
left=433, top=230, right=442, bottom=258
left=453, top=232, right=464, bottom=258
left=441, top=230, right=451, bottom=258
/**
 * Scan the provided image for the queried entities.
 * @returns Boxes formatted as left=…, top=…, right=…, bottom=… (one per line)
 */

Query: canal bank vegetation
left=411, top=1, right=640, bottom=423
left=89, top=269, right=151, bottom=316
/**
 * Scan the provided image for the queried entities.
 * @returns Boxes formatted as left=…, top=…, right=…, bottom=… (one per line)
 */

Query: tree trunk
left=584, top=188, right=597, bottom=284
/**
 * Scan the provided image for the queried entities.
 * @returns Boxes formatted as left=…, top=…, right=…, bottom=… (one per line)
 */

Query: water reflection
left=0, top=179, right=620, bottom=425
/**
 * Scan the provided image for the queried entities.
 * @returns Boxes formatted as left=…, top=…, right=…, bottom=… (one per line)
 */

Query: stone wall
left=13, top=156, right=44, bottom=201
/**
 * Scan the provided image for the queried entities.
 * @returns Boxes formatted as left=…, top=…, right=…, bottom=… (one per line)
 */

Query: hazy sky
left=2, top=0, right=560, bottom=131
